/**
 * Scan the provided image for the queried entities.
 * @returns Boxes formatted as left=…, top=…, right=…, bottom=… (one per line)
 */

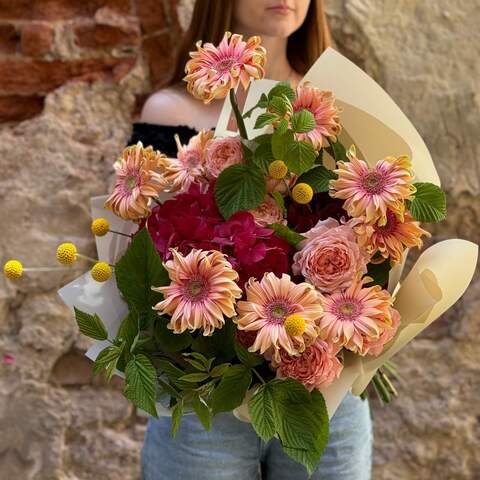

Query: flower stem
left=77, top=253, right=98, bottom=264
left=229, top=88, right=248, bottom=140
left=252, top=367, right=266, bottom=385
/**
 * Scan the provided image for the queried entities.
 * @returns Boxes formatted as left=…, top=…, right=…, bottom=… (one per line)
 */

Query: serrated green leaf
left=254, top=112, right=277, bottom=129
left=115, top=228, right=169, bottom=315
left=170, top=400, right=183, bottom=437
left=253, top=142, right=274, bottom=173
left=248, top=384, right=276, bottom=441
left=252, top=133, right=273, bottom=144
left=214, top=164, right=266, bottom=219
left=268, top=81, right=295, bottom=102
left=211, top=364, right=252, bottom=414
left=297, top=165, right=337, bottom=193
left=74, top=307, right=108, bottom=340
left=268, top=223, right=305, bottom=247
left=249, top=380, right=329, bottom=475
left=124, top=354, right=157, bottom=417
left=183, top=357, right=207, bottom=372
left=154, top=316, right=192, bottom=353
left=275, top=118, right=289, bottom=136
left=366, top=260, right=391, bottom=288
left=291, top=109, right=316, bottom=133
left=326, top=139, right=347, bottom=162
left=210, top=363, right=231, bottom=377
left=179, top=372, right=210, bottom=383
left=284, top=140, right=316, bottom=175
left=408, top=182, right=447, bottom=223
left=234, top=339, right=264, bottom=368
left=157, top=359, right=192, bottom=390
left=272, top=130, right=294, bottom=160
left=280, top=389, right=329, bottom=475
left=93, top=344, right=123, bottom=380
left=269, top=96, right=289, bottom=117
left=192, top=394, right=212, bottom=430
left=243, top=93, right=268, bottom=119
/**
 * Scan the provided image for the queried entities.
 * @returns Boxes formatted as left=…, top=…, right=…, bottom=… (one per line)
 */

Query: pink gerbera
left=272, top=339, right=343, bottom=391
left=160, top=130, right=214, bottom=192
left=319, top=278, right=400, bottom=356
left=153, top=249, right=242, bottom=336
left=105, top=142, right=166, bottom=221
left=235, top=273, right=323, bottom=361
left=292, top=83, right=341, bottom=150
left=184, top=32, right=266, bottom=104
left=354, top=210, right=431, bottom=264
left=330, top=148, right=416, bottom=225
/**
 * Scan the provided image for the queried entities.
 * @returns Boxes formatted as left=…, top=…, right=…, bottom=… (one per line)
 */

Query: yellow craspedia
left=284, top=314, right=306, bottom=337
left=292, top=183, right=313, bottom=204
left=268, top=160, right=288, bottom=179
left=91, top=217, right=110, bottom=237
left=3, top=260, right=23, bottom=279
left=56, top=243, right=77, bottom=265
left=91, top=262, right=112, bottom=282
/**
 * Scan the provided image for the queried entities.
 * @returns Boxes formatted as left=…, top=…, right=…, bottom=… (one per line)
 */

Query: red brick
left=74, top=22, right=140, bottom=49
left=0, top=57, right=136, bottom=95
left=0, top=0, right=132, bottom=20
left=135, top=0, right=168, bottom=33
left=0, top=24, right=18, bottom=54
left=21, top=23, right=55, bottom=57
left=142, top=32, right=176, bottom=88
left=0, top=95, right=44, bottom=122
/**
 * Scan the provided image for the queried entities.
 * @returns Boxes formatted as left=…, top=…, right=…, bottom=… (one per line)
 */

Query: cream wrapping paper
left=58, top=49, right=477, bottom=419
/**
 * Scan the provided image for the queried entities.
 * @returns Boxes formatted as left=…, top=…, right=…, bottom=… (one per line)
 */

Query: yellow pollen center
left=339, top=303, right=355, bottom=315
left=362, top=172, right=385, bottom=194
left=284, top=314, right=306, bottom=337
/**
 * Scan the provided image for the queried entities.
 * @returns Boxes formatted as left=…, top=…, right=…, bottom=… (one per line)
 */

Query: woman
left=134, top=1, right=373, bottom=479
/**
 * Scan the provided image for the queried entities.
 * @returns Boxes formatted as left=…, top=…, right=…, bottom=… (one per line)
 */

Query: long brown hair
left=170, top=0, right=332, bottom=85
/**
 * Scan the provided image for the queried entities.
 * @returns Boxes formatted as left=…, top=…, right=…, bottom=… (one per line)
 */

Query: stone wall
left=0, top=1, right=478, bottom=479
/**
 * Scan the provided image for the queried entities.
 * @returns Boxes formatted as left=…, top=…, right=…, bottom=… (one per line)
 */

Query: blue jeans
left=141, top=393, right=372, bottom=479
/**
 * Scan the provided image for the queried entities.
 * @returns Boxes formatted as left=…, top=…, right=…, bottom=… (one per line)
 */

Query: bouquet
left=4, top=32, right=477, bottom=474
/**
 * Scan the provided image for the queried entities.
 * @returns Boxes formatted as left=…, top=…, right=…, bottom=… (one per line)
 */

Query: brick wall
left=0, top=0, right=182, bottom=122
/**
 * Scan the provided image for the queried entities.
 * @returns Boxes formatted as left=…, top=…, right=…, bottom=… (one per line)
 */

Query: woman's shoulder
left=140, top=84, right=222, bottom=130
left=140, top=86, right=195, bottom=126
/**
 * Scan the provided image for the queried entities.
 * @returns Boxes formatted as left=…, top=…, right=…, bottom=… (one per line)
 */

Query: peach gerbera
left=330, top=148, right=416, bottom=225
left=235, top=273, right=323, bottom=361
left=292, top=83, right=341, bottom=150
left=160, top=130, right=214, bottom=192
left=319, top=278, right=400, bottom=356
left=354, top=210, right=431, bottom=264
left=184, top=32, right=266, bottom=104
left=104, top=142, right=166, bottom=221
left=153, top=249, right=242, bottom=336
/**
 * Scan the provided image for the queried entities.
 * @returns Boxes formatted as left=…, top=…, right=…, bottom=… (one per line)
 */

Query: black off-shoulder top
left=127, top=122, right=200, bottom=157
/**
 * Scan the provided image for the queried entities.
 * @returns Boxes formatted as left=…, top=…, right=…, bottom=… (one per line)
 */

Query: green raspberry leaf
left=215, top=164, right=266, bottom=219
left=124, top=354, right=158, bottom=417
left=408, top=182, right=447, bottom=223
left=297, top=165, right=337, bottom=193
left=74, top=307, right=108, bottom=340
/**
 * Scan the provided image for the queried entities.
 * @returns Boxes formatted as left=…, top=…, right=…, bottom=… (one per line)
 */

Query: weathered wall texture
left=0, top=1, right=478, bottom=479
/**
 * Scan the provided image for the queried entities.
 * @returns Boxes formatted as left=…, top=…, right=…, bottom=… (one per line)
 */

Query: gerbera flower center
left=215, top=56, right=237, bottom=73
left=125, top=175, right=138, bottom=192
left=361, top=171, right=386, bottom=194
left=375, top=211, right=399, bottom=235
left=335, top=299, right=361, bottom=321
left=184, top=278, right=209, bottom=301
left=266, top=300, right=293, bottom=324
